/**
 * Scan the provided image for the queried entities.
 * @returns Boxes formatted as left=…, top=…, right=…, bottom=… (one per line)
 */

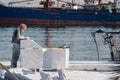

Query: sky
left=0, top=0, right=113, bottom=7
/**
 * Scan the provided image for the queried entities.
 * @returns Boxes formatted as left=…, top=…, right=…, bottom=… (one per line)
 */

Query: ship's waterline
left=0, top=18, right=120, bottom=26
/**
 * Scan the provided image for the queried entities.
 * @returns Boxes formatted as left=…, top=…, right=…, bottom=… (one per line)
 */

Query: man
left=11, top=23, right=29, bottom=68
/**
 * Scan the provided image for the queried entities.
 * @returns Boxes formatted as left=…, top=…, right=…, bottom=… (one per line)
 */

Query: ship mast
left=98, top=0, right=101, bottom=4
left=44, top=0, right=50, bottom=8
left=40, top=0, right=54, bottom=9
left=72, top=0, right=74, bottom=4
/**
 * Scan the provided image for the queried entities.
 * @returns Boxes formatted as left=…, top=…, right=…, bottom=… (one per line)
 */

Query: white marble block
left=43, top=48, right=69, bottom=70
left=21, top=39, right=41, bottom=49
left=20, top=39, right=69, bottom=70
left=20, top=40, right=43, bottom=69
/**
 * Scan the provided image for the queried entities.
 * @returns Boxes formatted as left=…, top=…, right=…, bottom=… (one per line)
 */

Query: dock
left=1, top=61, right=120, bottom=80
left=0, top=39, right=120, bottom=80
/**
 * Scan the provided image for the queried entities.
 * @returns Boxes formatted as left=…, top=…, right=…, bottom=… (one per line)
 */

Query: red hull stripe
left=0, top=17, right=120, bottom=26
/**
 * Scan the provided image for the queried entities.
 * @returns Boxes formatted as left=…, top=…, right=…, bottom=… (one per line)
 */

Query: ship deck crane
left=8, top=0, right=34, bottom=5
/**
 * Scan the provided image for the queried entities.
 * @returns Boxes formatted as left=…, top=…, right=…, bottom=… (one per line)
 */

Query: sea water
left=0, top=26, right=120, bottom=61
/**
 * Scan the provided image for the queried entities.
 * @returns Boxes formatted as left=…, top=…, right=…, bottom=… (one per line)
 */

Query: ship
left=0, top=0, right=120, bottom=26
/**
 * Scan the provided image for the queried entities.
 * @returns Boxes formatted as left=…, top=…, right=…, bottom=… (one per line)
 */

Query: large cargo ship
left=0, top=0, right=120, bottom=26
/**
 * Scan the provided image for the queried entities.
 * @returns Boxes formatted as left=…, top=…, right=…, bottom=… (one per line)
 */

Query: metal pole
left=92, top=32, right=100, bottom=61
left=109, top=37, right=115, bottom=61
left=0, top=63, right=19, bottom=80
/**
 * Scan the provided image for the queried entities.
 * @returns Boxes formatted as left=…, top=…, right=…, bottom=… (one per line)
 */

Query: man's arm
left=17, top=29, right=29, bottom=40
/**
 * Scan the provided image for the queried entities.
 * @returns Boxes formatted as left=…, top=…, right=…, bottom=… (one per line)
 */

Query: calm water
left=0, top=26, right=120, bottom=61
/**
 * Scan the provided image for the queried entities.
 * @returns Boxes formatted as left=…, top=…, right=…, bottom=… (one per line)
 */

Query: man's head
left=19, top=23, right=27, bottom=31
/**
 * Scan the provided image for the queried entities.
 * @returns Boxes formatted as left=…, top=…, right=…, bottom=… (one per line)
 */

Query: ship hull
left=0, top=5, right=120, bottom=26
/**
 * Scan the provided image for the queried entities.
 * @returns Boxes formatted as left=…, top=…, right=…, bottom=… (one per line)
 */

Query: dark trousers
left=10, top=43, right=20, bottom=68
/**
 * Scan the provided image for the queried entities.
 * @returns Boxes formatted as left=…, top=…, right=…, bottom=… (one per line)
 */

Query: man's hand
left=24, top=37, right=30, bottom=40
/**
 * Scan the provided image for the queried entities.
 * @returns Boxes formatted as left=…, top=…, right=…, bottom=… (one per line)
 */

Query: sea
left=0, top=26, right=120, bottom=61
